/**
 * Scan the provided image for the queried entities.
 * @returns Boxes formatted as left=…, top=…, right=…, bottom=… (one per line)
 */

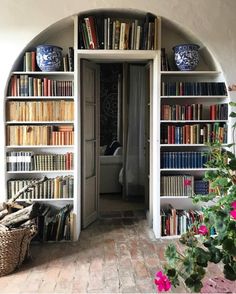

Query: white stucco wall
left=0, top=0, right=235, bottom=200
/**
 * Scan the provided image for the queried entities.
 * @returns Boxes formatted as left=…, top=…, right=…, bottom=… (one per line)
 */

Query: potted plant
left=155, top=102, right=236, bottom=292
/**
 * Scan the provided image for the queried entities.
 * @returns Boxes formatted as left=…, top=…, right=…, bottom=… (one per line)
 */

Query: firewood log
left=0, top=202, right=40, bottom=227
left=0, top=224, right=9, bottom=232
left=0, top=209, right=8, bottom=221
left=0, top=203, right=5, bottom=212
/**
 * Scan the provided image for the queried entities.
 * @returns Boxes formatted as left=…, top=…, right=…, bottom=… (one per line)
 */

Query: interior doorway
left=81, top=59, right=152, bottom=228
left=99, top=62, right=150, bottom=215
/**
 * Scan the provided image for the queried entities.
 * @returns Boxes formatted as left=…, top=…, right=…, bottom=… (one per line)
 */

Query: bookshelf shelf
left=160, top=71, right=221, bottom=76
left=77, top=49, right=157, bottom=60
left=161, top=235, right=181, bottom=240
left=6, top=121, right=74, bottom=125
left=160, top=168, right=217, bottom=171
left=12, top=71, right=74, bottom=76
left=7, top=170, right=74, bottom=174
left=6, top=145, right=74, bottom=149
left=16, top=198, right=74, bottom=202
left=161, top=95, right=228, bottom=99
left=161, top=144, right=209, bottom=147
left=5, top=96, right=75, bottom=100
left=160, top=120, right=227, bottom=123
left=161, top=196, right=190, bottom=199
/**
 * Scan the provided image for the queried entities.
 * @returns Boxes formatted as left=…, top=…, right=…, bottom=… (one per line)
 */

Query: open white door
left=81, top=60, right=100, bottom=228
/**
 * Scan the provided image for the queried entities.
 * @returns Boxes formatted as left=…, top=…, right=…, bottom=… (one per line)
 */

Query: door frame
left=76, top=52, right=159, bottom=239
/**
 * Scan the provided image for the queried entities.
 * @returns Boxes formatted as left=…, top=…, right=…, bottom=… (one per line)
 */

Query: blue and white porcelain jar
left=36, top=45, right=62, bottom=71
left=173, top=44, right=200, bottom=71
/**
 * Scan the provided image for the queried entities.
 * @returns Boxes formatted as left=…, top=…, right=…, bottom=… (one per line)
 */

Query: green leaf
left=203, top=238, right=214, bottom=248
left=193, top=193, right=216, bottom=203
left=208, top=247, right=223, bottom=263
left=229, top=101, right=236, bottom=107
left=222, top=255, right=230, bottom=264
left=183, top=255, right=194, bottom=273
left=164, top=267, right=180, bottom=287
left=229, top=112, right=236, bottom=117
left=185, top=274, right=203, bottom=292
left=195, top=248, right=210, bottom=267
left=229, top=158, right=236, bottom=170
left=228, top=221, right=236, bottom=232
left=194, top=266, right=206, bottom=279
left=204, top=170, right=218, bottom=180
left=213, top=177, right=229, bottom=187
left=224, top=264, right=236, bottom=281
left=166, top=268, right=176, bottom=277
left=222, top=238, right=236, bottom=255
left=165, top=244, right=177, bottom=264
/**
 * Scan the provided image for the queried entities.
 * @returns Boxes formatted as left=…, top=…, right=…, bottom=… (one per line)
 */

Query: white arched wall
left=0, top=0, right=236, bottom=201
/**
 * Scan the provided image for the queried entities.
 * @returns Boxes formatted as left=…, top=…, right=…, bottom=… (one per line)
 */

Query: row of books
left=161, top=103, right=228, bottom=121
left=8, top=75, right=74, bottom=97
left=161, top=151, right=209, bottom=169
left=36, top=204, right=74, bottom=242
left=161, top=207, right=204, bottom=236
left=7, top=100, right=74, bottom=122
left=7, top=176, right=74, bottom=199
left=6, top=125, right=74, bottom=146
left=62, top=47, right=74, bottom=72
left=78, top=14, right=158, bottom=50
left=22, top=47, right=74, bottom=72
left=161, top=82, right=227, bottom=96
left=209, top=104, right=228, bottom=120
left=161, top=122, right=227, bottom=144
left=6, top=151, right=74, bottom=171
left=22, top=51, right=36, bottom=72
left=162, top=103, right=203, bottom=120
left=161, top=175, right=194, bottom=196
left=194, top=180, right=210, bottom=195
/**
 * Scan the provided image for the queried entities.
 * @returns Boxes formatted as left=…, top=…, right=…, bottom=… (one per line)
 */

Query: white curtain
left=125, top=65, right=146, bottom=197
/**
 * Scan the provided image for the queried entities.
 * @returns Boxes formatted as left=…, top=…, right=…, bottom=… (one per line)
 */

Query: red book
left=210, top=105, right=216, bottom=120
left=185, top=125, right=190, bottom=144
left=166, top=217, right=170, bottom=235
left=31, top=51, right=36, bottom=71
left=171, top=125, right=175, bottom=144
left=84, top=16, right=98, bottom=49
left=167, top=125, right=171, bottom=144
left=187, top=105, right=192, bottom=120
left=43, top=78, right=48, bottom=96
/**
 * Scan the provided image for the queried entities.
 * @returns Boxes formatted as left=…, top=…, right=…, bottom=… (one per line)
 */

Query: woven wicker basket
left=0, top=226, right=36, bottom=276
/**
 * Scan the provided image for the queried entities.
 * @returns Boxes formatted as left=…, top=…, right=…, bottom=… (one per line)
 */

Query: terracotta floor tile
left=1, top=211, right=224, bottom=293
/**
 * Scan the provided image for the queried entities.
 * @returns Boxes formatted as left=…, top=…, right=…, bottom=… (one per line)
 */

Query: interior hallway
left=0, top=212, right=232, bottom=293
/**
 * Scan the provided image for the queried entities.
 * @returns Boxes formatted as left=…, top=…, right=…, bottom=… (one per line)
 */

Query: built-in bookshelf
left=5, top=23, right=76, bottom=241
left=159, top=66, right=229, bottom=236
left=4, top=10, right=229, bottom=241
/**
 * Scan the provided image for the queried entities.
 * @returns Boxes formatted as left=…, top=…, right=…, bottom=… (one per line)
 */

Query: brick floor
left=0, top=211, right=232, bottom=293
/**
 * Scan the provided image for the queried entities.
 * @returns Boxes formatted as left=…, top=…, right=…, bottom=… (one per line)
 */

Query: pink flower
left=154, top=271, right=171, bottom=292
left=184, top=179, right=192, bottom=186
left=230, top=210, right=236, bottom=220
left=231, top=201, right=236, bottom=209
left=198, top=225, right=209, bottom=236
